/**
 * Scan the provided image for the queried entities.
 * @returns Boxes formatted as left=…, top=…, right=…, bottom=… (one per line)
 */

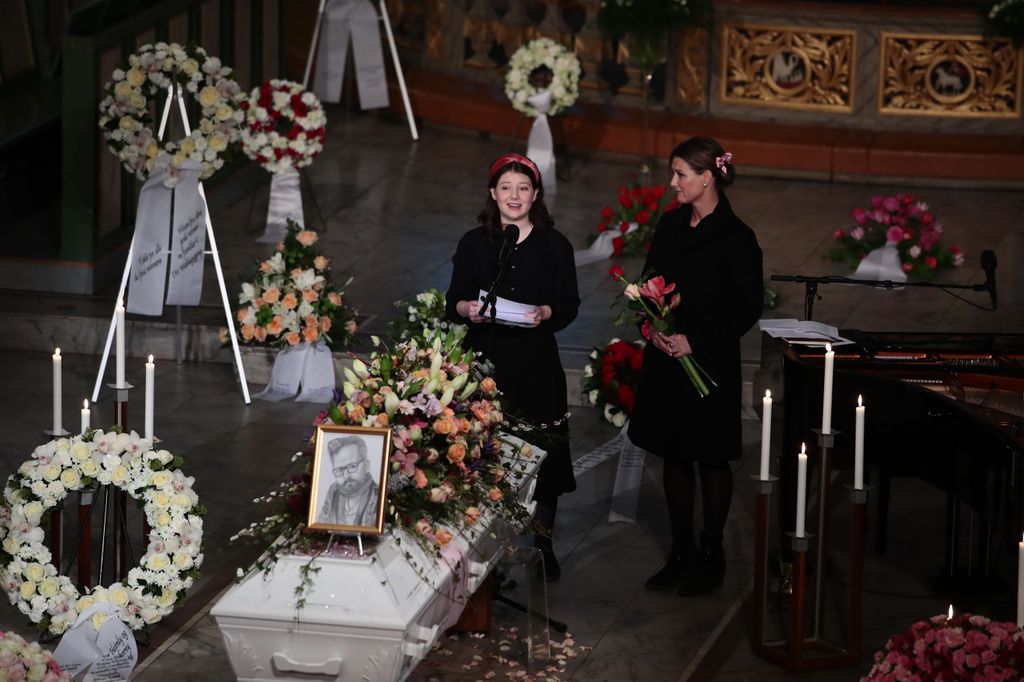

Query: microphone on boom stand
left=980, top=249, right=997, bottom=310
left=480, top=225, right=520, bottom=320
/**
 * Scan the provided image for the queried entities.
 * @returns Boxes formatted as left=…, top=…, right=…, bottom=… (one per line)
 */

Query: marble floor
left=0, top=107, right=1022, bottom=681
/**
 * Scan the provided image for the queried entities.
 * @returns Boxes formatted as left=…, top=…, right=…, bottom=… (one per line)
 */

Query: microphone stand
left=771, top=273, right=993, bottom=321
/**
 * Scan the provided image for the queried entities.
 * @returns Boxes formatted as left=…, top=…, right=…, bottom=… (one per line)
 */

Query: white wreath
left=504, top=38, right=581, bottom=117
left=0, top=431, right=204, bottom=635
left=98, top=42, right=243, bottom=186
left=240, top=79, right=327, bottom=173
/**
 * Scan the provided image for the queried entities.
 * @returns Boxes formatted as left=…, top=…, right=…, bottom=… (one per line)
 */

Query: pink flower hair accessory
left=715, top=152, right=733, bottom=175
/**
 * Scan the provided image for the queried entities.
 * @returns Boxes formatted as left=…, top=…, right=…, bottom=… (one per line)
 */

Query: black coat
left=446, top=225, right=580, bottom=497
left=627, top=195, right=763, bottom=461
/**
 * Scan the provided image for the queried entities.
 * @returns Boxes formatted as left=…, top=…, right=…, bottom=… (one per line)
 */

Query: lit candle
left=1017, top=534, right=1023, bottom=627
left=821, top=343, right=835, bottom=435
left=115, top=301, right=126, bottom=388
left=854, top=395, right=865, bottom=490
left=760, top=390, right=772, bottom=481
left=81, top=399, right=90, bottom=434
left=796, top=443, right=808, bottom=538
left=52, top=348, right=62, bottom=434
left=145, top=355, right=155, bottom=441
left=948, top=604, right=954, bottom=621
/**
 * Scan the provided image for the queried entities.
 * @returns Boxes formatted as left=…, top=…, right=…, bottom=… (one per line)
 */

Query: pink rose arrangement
left=862, top=612, right=1024, bottom=681
left=0, top=631, right=70, bottom=681
left=235, top=220, right=359, bottom=350
left=829, top=193, right=964, bottom=279
left=609, top=265, right=715, bottom=397
left=594, top=185, right=679, bottom=257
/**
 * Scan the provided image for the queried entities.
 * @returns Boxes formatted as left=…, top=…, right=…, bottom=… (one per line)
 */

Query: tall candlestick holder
left=751, top=429, right=868, bottom=670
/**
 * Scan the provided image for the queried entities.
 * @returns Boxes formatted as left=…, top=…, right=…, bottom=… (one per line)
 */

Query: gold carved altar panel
left=720, top=23, right=856, bottom=112
left=878, top=33, right=1021, bottom=118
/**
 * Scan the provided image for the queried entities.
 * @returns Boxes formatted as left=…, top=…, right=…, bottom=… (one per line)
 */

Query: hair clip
left=715, top=152, right=733, bottom=174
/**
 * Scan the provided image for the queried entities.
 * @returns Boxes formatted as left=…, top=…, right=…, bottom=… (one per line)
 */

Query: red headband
left=489, top=153, right=540, bottom=184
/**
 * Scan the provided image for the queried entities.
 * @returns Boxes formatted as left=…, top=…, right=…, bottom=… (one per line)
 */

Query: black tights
left=533, top=492, right=559, bottom=548
left=663, top=458, right=733, bottom=555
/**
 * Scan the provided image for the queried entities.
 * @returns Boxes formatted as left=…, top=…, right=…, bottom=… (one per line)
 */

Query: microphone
left=980, top=249, right=997, bottom=310
left=497, top=224, right=519, bottom=266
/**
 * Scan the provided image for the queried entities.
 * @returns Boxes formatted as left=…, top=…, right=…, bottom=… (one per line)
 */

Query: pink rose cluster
left=0, top=631, right=70, bottom=681
left=862, top=612, right=1024, bottom=681
left=828, top=193, right=965, bottom=280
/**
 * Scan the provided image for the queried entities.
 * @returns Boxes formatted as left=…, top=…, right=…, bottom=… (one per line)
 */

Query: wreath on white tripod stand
left=98, top=42, right=244, bottom=186
left=504, top=38, right=581, bottom=117
left=240, top=79, right=327, bottom=173
left=0, top=430, right=204, bottom=635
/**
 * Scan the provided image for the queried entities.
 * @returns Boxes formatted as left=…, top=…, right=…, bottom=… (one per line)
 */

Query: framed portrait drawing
left=308, top=425, right=392, bottom=534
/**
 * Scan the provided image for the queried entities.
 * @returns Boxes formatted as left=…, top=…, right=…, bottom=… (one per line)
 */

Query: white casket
left=212, top=437, right=544, bottom=682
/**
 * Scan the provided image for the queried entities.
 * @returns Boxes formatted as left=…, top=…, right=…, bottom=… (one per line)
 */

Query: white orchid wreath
left=240, top=79, right=327, bottom=173
left=504, top=38, right=581, bottom=117
left=0, top=431, right=204, bottom=635
left=98, top=42, right=243, bottom=186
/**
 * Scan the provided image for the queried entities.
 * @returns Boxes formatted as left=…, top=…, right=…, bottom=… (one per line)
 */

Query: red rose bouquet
left=862, top=611, right=1024, bottom=681
left=829, top=193, right=964, bottom=280
left=609, top=265, right=715, bottom=397
left=582, top=338, right=645, bottom=427
left=595, top=184, right=679, bottom=257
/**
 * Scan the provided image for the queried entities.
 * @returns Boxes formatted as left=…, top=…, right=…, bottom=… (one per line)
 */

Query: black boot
left=645, top=553, right=690, bottom=591
left=534, top=534, right=561, bottom=582
left=678, top=544, right=725, bottom=596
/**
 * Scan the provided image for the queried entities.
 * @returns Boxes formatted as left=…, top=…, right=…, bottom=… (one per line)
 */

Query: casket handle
left=402, top=623, right=440, bottom=657
left=271, top=651, right=343, bottom=676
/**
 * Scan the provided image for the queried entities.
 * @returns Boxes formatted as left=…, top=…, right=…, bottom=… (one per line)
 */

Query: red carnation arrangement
left=240, top=79, right=326, bottom=173
left=594, top=185, right=679, bottom=257
left=582, top=337, right=645, bottom=427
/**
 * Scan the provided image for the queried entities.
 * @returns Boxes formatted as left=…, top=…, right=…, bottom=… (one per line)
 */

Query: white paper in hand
left=54, top=602, right=138, bottom=682
left=477, top=290, right=536, bottom=327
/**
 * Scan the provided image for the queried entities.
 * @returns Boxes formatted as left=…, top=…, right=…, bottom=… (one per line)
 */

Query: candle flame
left=858, top=394, right=863, bottom=407
left=83, top=399, right=89, bottom=409
left=148, top=354, right=154, bottom=363
left=948, top=604, right=953, bottom=619
left=826, top=342, right=832, bottom=353
left=765, top=389, right=771, bottom=399
left=55, top=348, right=61, bottom=356
left=800, top=442, right=806, bottom=454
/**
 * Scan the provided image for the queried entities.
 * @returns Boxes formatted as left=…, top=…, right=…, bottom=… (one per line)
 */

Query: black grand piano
left=762, top=331, right=1024, bottom=588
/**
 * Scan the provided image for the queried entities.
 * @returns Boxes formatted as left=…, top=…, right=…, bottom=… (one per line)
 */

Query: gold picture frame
left=308, top=425, right=392, bottom=534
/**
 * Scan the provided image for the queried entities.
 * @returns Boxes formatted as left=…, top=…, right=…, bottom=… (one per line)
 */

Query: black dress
left=446, top=225, right=580, bottom=499
left=627, top=195, right=764, bottom=462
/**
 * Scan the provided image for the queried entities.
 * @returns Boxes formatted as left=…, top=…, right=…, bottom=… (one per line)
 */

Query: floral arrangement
left=505, top=38, right=582, bottom=117
left=234, top=332, right=534, bottom=565
left=0, top=430, right=203, bottom=635
left=240, top=79, right=326, bottom=173
left=596, top=184, right=678, bottom=257
left=984, top=0, right=1024, bottom=45
left=609, top=265, right=715, bottom=397
left=598, top=0, right=710, bottom=67
left=0, top=631, right=69, bottom=681
left=236, top=221, right=359, bottom=350
left=829, top=193, right=964, bottom=280
left=388, top=289, right=466, bottom=345
left=582, top=338, right=645, bottom=428
left=862, top=611, right=1024, bottom=680
left=98, top=42, right=243, bottom=186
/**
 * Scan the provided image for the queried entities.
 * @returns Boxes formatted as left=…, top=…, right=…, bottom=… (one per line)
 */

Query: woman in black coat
left=628, top=137, right=764, bottom=594
left=446, top=153, right=580, bottom=581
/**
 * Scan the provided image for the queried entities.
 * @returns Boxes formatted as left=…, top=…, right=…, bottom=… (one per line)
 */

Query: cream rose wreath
left=240, top=79, right=327, bottom=173
left=98, top=42, right=243, bottom=186
left=0, top=431, right=204, bottom=635
left=504, top=37, right=581, bottom=117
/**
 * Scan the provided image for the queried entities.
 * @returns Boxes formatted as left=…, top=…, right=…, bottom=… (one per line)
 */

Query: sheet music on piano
left=758, top=319, right=856, bottom=347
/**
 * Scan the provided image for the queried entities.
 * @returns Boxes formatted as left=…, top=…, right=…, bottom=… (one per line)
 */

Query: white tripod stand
left=91, top=84, right=251, bottom=405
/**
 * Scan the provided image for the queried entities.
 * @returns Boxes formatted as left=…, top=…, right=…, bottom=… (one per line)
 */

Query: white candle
left=796, top=443, right=808, bottom=538
left=948, top=604, right=954, bottom=621
left=854, top=395, right=865, bottom=490
left=821, top=343, right=835, bottom=435
left=116, top=302, right=126, bottom=388
left=145, top=355, right=155, bottom=441
left=52, top=348, right=62, bottom=433
left=81, top=399, right=90, bottom=434
left=1017, top=534, right=1024, bottom=627
left=760, top=390, right=772, bottom=481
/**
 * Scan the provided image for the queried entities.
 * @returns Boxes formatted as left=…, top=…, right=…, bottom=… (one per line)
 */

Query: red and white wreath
left=240, top=79, right=326, bottom=173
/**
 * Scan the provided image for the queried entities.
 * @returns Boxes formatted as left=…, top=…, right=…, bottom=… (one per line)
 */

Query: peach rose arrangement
left=234, top=221, right=358, bottom=350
